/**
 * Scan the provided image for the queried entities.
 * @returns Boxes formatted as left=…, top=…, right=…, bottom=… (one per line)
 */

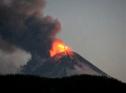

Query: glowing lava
left=50, top=38, right=73, bottom=57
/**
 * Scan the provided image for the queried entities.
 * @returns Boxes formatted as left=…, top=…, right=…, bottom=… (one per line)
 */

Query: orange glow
left=50, top=38, right=73, bottom=57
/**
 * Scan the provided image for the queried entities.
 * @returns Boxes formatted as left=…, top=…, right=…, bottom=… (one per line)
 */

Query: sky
left=45, top=0, right=126, bottom=82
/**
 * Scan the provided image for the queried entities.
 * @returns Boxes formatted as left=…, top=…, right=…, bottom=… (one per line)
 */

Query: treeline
left=0, top=74, right=125, bottom=91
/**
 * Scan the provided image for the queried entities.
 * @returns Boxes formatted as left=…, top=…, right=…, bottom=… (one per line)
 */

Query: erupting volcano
left=21, top=14, right=107, bottom=78
left=0, top=0, right=108, bottom=78
left=21, top=19, right=108, bottom=78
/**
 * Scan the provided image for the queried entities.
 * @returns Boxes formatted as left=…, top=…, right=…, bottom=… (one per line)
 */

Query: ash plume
left=0, top=0, right=61, bottom=73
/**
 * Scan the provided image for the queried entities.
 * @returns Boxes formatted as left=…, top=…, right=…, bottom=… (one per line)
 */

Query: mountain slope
left=21, top=52, right=108, bottom=78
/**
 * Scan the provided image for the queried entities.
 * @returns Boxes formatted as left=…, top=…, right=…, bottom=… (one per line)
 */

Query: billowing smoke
left=0, top=48, right=31, bottom=74
left=0, top=0, right=61, bottom=74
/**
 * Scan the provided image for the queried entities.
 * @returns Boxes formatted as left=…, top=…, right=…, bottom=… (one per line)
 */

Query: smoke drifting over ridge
left=0, top=0, right=61, bottom=74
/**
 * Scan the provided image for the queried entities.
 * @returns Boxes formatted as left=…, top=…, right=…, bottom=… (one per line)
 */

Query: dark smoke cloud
left=0, top=37, right=16, bottom=53
left=0, top=0, right=61, bottom=74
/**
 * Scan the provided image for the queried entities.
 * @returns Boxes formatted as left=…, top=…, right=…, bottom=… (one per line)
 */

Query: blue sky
left=45, top=0, right=126, bottom=82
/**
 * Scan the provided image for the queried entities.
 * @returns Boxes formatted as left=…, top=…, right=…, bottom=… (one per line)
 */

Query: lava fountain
left=49, top=38, right=73, bottom=58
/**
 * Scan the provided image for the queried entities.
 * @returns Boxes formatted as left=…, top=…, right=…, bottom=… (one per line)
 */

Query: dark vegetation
left=0, top=74, right=125, bottom=92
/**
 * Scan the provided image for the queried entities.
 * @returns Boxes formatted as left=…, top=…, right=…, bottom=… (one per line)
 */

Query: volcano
left=21, top=51, right=108, bottom=78
left=21, top=38, right=108, bottom=78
